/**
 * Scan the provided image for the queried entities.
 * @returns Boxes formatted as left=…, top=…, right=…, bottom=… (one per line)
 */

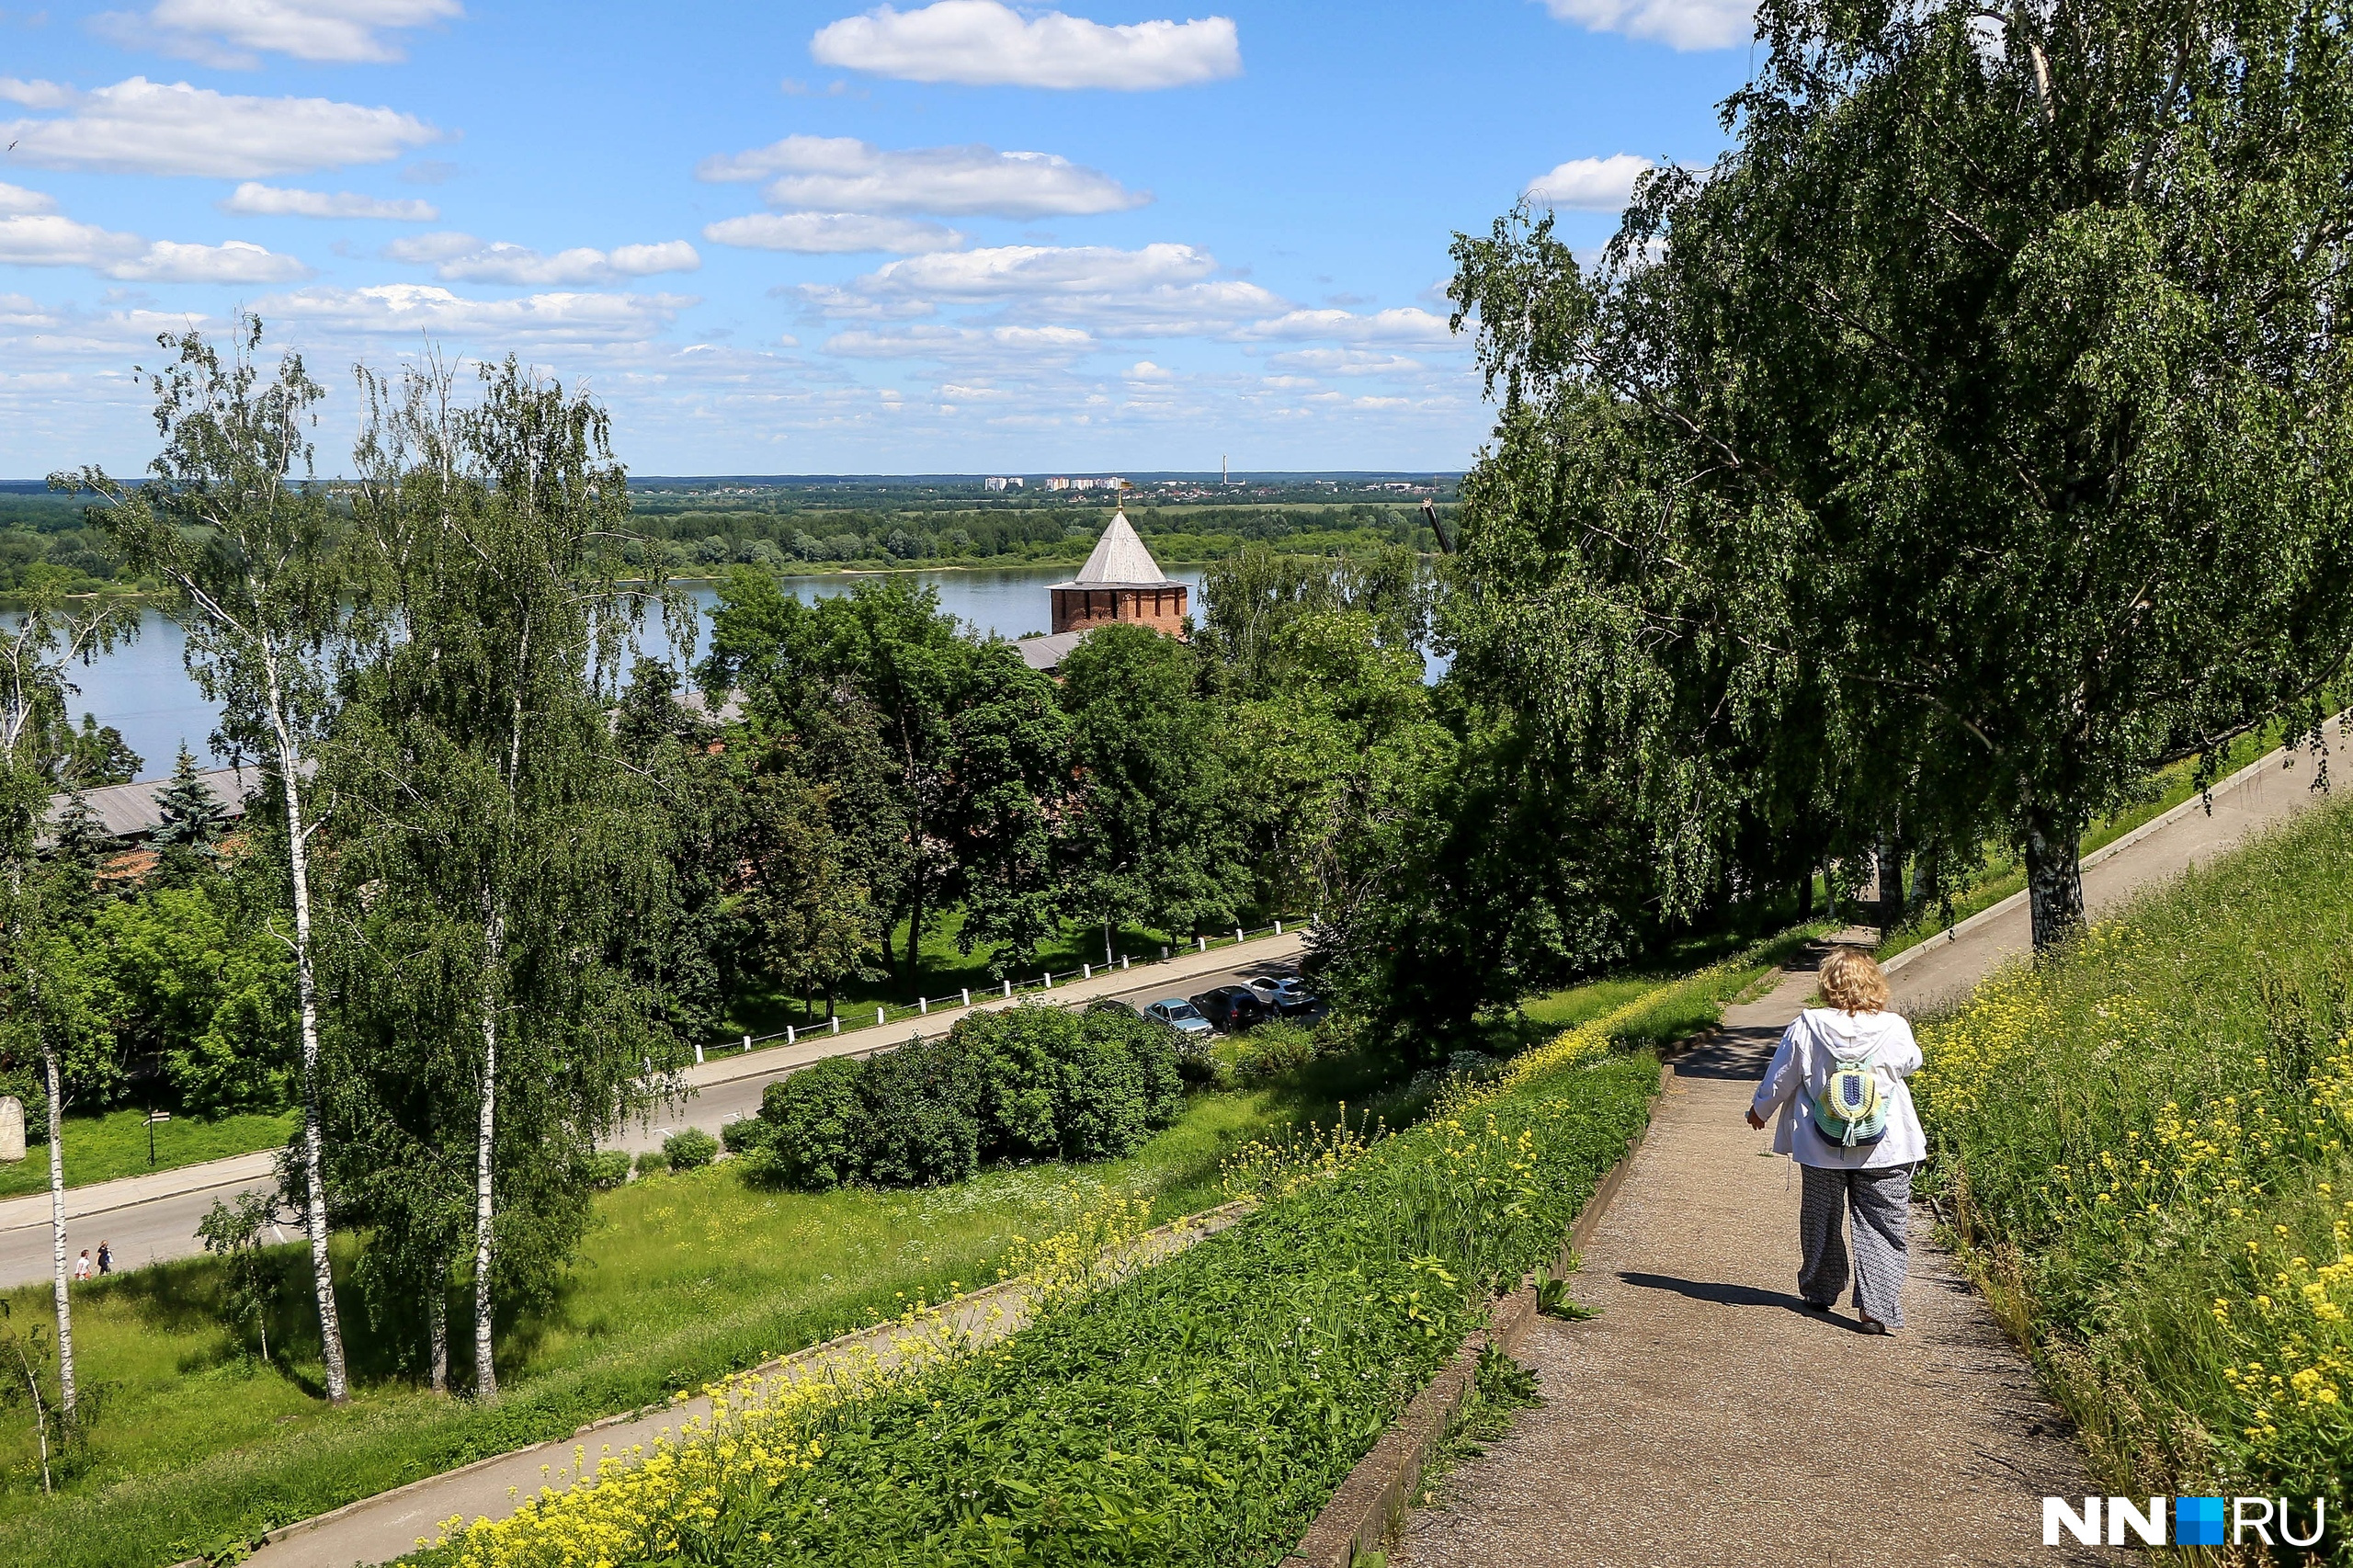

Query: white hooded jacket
left=1750, top=1006, right=1926, bottom=1169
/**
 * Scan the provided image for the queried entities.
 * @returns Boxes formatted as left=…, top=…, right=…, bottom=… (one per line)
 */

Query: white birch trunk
left=266, top=651, right=349, bottom=1403
left=42, top=1044, right=74, bottom=1426
left=428, top=1267, right=448, bottom=1394
left=472, top=901, right=503, bottom=1401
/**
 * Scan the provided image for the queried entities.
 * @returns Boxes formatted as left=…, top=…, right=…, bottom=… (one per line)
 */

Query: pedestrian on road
left=1744, top=947, right=1924, bottom=1334
left=96, top=1241, right=111, bottom=1276
left=72, top=1248, right=92, bottom=1282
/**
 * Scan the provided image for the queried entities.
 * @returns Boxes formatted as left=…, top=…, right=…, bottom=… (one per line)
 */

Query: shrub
left=718, top=1117, right=771, bottom=1155
left=1232, top=1019, right=1320, bottom=1082
left=759, top=1057, right=870, bottom=1190
left=631, top=1150, right=668, bottom=1180
left=663, top=1128, right=720, bottom=1173
left=752, top=1005, right=1187, bottom=1191
left=583, top=1149, right=632, bottom=1191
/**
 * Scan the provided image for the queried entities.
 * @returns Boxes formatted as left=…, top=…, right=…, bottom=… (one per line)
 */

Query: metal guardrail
left=685, top=917, right=1312, bottom=1064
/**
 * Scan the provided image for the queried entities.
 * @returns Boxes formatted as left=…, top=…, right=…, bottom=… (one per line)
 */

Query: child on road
left=1745, top=947, right=1924, bottom=1333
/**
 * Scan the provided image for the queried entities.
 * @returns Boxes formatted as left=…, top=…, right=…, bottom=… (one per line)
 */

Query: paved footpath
left=1397, top=725, right=2344, bottom=1568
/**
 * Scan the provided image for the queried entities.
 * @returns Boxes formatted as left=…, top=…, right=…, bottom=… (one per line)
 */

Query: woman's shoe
left=1858, top=1315, right=1891, bottom=1335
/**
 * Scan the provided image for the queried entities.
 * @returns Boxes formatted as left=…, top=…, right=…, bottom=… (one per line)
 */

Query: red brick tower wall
left=1051, top=584, right=1188, bottom=637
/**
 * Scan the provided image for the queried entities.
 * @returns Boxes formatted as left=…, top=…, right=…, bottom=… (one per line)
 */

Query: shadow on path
left=1618, top=1271, right=1874, bottom=1333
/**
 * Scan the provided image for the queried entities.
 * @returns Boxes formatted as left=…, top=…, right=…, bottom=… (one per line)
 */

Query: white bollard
left=743, top=1034, right=753, bottom=1053
left=919, top=996, right=928, bottom=1015
left=877, top=1006, right=886, bottom=1026
left=1042, top=971, right=1051, bottom=989
left=1198, top=936, right=1207, bottom=953
left=962, top=988, right=971, bottom=1006
left=1274, top=919, right=1282, bottom=936
left=1003, top=979, right=1012, bottom=997
left=1083, top=963, right=1092, bottom=980
left=1120, top=954, right=1130, bottom=971
left=1235, top=926, right=1244, bottom=943
left=831, top=1016, right=841, bottom=1035
left=786, top=1025, right=796, bottom=1045
left=1161, top=945, right=1169, bottom=960
left=694, top=1040, right=705, bottom=1065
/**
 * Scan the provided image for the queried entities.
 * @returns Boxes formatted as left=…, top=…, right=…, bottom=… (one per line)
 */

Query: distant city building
left=1045, top=476, right=1124, bottom=492
left=984, top=476, right=1024, bottom=490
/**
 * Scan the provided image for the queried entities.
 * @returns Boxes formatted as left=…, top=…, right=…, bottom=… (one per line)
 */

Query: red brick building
left=1048, top=510, right=1188, bottom=637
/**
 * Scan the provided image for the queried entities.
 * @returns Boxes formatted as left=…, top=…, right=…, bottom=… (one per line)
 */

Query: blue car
left=1143, top=998, right=1216, bottom=1043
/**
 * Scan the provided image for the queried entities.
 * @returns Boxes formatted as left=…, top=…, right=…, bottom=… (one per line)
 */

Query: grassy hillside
left=1912, top=795, right=2353, bottom=1537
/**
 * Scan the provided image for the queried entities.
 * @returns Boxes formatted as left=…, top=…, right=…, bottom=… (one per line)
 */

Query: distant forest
left=0, top=476, right=1457, bottom=594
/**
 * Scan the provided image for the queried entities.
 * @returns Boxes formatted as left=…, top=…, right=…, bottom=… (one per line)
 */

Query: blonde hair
left=1819, top=948, right=1891, bottom=1014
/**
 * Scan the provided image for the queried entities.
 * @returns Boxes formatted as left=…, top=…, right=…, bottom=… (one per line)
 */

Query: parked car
left=1142, top=997, right=1215, bottom=1042
left=1188, top=984, right=1272, bottom=1033
left=1243, top=973, right=1322, bottom=1017
left=1086, top=996, right=1142, bottom=1020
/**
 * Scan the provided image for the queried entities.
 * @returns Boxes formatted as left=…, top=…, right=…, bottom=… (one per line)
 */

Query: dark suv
left=1188, top=984, right=1272, bottom=1033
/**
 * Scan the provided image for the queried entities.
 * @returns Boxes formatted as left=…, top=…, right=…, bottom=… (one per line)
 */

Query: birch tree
left=0, top=586, right=129, bottom=1429
left=339, top=356, right=686, bottom=1398
left=68, top=316, right=361, bottom=1400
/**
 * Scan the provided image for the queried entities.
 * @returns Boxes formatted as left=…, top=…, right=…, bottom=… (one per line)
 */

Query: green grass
left=1481, top=923, right=1830, bottom=1058
left=431, top=1017, right=1664, bottom=1566
left=0, top=1043, right=1405, bottom=1568
left=1911, top=791, right=2353, bottom=1531
left=0, top=1108, right=298, bottom=1200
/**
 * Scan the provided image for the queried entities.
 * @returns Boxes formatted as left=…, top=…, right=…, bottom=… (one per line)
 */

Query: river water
left=71, top=566, right=1211, bottom=783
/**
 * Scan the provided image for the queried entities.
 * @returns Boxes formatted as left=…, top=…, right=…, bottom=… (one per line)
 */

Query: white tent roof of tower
left=1054, top=509, right=1178, bottom=588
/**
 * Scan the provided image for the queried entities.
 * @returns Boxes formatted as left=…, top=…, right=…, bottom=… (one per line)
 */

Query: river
left=70, top=566, right=1211, bottom=782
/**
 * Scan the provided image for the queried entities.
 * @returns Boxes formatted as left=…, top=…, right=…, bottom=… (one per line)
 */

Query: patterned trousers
left=1797, top=1162, right=1914, bottom=1326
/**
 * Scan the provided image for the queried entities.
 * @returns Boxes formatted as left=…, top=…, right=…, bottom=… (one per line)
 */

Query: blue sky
left=0, top=1, right=1756, bottom=475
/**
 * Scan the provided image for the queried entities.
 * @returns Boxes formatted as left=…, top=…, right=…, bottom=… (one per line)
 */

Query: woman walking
left=1744, top=947, right=1923, bottom=1333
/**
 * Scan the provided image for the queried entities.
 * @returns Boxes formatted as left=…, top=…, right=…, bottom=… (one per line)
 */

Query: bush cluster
left=741, top=1003, right=1186, bottom=1190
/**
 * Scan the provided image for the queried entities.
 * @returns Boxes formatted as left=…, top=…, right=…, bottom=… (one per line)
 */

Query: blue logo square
left=2176, top=1496, right=2226, bottom=1546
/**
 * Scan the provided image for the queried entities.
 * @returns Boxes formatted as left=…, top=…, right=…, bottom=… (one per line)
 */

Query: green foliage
left=1446, top=1, right=2353, bottom=950
left=755, top=1003, right=1185, bottom=1192
left=661, top=1129, right=719, bottom=1173
left=1912, top=797, right=2353, bottom=1514
left=631, top=1151, right=668, bottom=1181
left=583, top=1151, right=632, bottom=1192
left=88, top=878, right=292, bottom=1116
left=195, top=1192, right=278, bottom=1364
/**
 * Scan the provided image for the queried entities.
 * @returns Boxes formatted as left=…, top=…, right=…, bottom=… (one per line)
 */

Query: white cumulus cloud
left=839, top=242, right=1283, bottom=335
left=221, top=182, right=438, bottom=220
left=0, top=77, right=442, bottom=176
left=1262, top=347, right=1427, bottom=376
left=1242, top=306, right=1454, bottom=347
left=95, top=0, right=464, bottom=68
left=1540, top=0, right=1752, bottom=51
left=699, top=135, right=1143, bottom=218
left=824, top=322, right=1097, bottom=361
left=0, top=212, right=309, bottom=280
left=1524, top=153, right=1653, bottom=210
left=383, top=233, right=700, bottom=285
left=811, top=1, right=1240, bottom=89
left=254, top=282, right=692, bottom=342
left=0, top=184, right=59, bottom=215
left=704, top=212, right=965, bottom=255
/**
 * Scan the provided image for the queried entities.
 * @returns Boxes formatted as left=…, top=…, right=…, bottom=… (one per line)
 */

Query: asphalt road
left=0, top=943, right=1304, bottom=1290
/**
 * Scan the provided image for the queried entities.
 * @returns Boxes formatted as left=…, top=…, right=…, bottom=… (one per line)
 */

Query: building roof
left=1053, top=510, right=1179, bottom=590
left=48, top=764, right=263, bottom=842
left=1014, top=629, right=1089, bottom=673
